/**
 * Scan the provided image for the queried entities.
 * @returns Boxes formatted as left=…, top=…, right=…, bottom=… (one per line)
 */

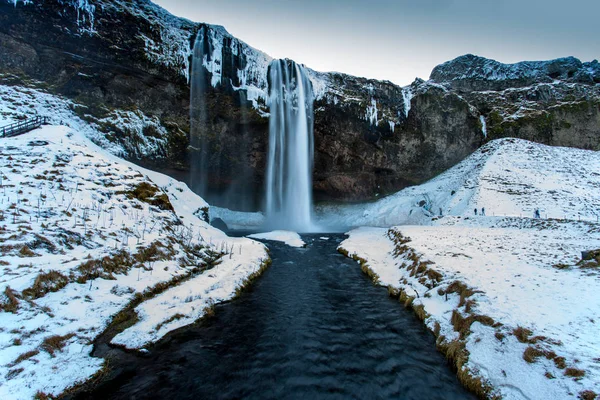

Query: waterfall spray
left=265, top=59, right=315, bottom=232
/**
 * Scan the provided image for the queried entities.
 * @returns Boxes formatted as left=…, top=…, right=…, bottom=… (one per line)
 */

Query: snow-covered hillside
left=318, top=138, right=600, bottom=229
left=0, top=124, right=269, bottom=398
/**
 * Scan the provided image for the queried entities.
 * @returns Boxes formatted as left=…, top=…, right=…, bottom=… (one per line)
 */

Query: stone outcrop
left=1, top=0, right=598, bottom=207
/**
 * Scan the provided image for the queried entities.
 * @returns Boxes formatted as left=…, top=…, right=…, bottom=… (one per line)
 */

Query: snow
left=318, top=138, right=600, bottom=229
left=0, top=84, right=166, bottom=159
left=0, top=123, right=268, bottom=399
left=340, top=218, right=600, bottom=399
left=247, top=231, right=306, bottom=248
left=335, top=134, right=600, bottom=399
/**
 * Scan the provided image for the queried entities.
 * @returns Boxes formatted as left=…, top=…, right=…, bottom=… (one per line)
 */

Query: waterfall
left=189, top=26, right=212, bottom=199
left=265, top=59, right=315, bottom=232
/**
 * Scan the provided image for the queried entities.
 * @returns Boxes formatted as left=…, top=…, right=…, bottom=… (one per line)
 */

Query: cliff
left=1, top=0, right=598, bottom=206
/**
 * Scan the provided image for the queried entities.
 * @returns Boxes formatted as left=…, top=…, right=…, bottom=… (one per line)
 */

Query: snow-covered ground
left=340, top=219, right=600, bottom=399
left=334, top=138, right=600, bottom=399
left=0, top=124, right=268, bottom=399
left=247, top=231, right=306, bottom=248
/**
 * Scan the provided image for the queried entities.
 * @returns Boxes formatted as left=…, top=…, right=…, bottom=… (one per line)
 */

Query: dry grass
left=124, top=182, right=174, bottom=211
left=23, top=270, right=69, bottom=299
left=565, top=368, right=586, bottom=378
left=523, top=346, right=545, bottom=363
left=6, top=367, right=24, bottom=380
left=34, top=391, right=51, bottom=400
left=436, top=339, right=497, bottom=399
left=413, top=304, right=428, bottom=321
left=233, top=259, right=272, bottom=299
left=155, top=313, right=185, bottom=331
left=451, top=310, right=495, bottom=339
left=40, top=333, right=76, bottom=357
left=554, top=356, right=567, bottom=369
left=10, top=349, right=40, bottom=366
left=513, top=326, right=533, bottom=343
left=387, top=285, right=400, bottom=298
left=18, top=245, right=37, bottom=257
left=0, top=286, right=20, bottom=313
left=202, top=301, right=216, bottom=318
left=445, top=281, right=476, bottom=307
left=580, top=390, right=598, bottom=400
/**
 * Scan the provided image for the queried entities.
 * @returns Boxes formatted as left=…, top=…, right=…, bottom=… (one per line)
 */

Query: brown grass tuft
left=23, top=270, right=69, bottom=299
left=413, top=304, right=428, bottom=321
left=554, top=356, right=567, bottom=369
left=18, top=245, right=37, bottom=257
left=0, top=286, right=20, bottom=313
left=387, top=285, right=400, bottom=298
left=565, top=368, right=586, bottom=378
left=513, top=326, right=533, bottom=343
left=523, top=346, right=545, bottom=363
left=40, top=333, right=75, bottom=357
left=155, top=313, right=185, bottom=331
left=11, top=349, right=40, bottom=366
left=580, top=390, right=598, bottom=400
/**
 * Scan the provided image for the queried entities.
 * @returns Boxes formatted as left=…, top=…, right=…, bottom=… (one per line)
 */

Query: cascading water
left=265, top=59, right=315, bottom=232
left=189, top=26, right=212, bottom=199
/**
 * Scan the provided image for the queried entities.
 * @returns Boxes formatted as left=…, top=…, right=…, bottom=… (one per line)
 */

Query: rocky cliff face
left=1, top=0, right=599, bottom=207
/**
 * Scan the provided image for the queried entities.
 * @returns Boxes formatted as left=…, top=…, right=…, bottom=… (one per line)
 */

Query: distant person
left=534, top=209, right=541, bottom=219
left=439, top=207, right=443, bottom=217
left=474, top=208, right=478, bottom=216
left=481, top=207, right=485, bottom=216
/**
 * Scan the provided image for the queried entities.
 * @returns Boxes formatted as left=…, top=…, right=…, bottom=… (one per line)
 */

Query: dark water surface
left=77, top=234, right=474, bottom=400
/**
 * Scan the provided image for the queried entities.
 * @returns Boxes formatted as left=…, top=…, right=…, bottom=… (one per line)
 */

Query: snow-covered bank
left=340, top=218, right=600, bottom=400
left=0, top=126, right=268, bottom=399
left=248, top=231, right=306, bottom=248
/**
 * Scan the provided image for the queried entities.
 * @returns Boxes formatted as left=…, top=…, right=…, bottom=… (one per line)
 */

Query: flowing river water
left=74, top=234, right=474, bottom=400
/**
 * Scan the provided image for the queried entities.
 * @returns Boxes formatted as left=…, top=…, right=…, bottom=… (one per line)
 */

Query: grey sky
left=154, top=0, right=599, bottom=86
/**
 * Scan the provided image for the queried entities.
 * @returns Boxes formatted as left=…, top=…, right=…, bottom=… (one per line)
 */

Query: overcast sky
left=154, top=0, right=599, bottom=86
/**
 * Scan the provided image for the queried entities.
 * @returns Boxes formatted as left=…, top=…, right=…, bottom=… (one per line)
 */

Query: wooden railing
left=0, top=116, right=49, bottom=138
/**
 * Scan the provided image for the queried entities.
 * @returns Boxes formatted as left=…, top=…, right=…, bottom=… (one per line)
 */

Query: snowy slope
left=0, top=124, right=268, bottom=398
left=318, top=138, right=600, bottom=229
